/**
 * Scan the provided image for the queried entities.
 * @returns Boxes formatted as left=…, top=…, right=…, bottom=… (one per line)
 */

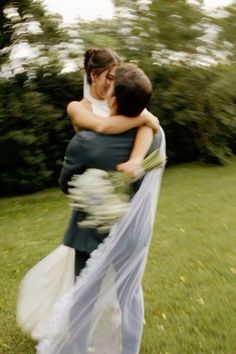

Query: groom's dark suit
left=59, top=128, right=162, bottom=271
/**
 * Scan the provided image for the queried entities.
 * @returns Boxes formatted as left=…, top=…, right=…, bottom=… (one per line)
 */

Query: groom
left=59, top=63, right=163, bottom=276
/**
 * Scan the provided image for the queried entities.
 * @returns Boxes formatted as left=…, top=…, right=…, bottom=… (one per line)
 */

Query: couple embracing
left=17, top=47, right=166, bottom=354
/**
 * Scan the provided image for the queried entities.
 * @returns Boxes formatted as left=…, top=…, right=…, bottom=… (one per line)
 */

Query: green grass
left=0, top=159, right=236, bottom=354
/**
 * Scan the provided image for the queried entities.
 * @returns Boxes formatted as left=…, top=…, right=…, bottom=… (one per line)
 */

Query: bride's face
left=106, top=81, right=117, bottom=115
left=91, top=65, right=116, bottom=100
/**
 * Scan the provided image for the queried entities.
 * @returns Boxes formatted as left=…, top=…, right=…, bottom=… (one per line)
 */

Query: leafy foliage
left=152, top=63, right=236, bottom=164
left=0, top=70, right=83, bottom=195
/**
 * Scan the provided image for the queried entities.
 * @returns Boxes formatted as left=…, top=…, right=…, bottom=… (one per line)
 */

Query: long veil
left=36, top=133, right=166, bottom=354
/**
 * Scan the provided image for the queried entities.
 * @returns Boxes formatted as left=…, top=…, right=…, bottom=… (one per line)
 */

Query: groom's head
left=107, top=63, right=152, bottom=117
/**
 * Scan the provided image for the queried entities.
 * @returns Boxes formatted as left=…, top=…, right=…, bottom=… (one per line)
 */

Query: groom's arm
left=59, top=133, right=87, bottom=194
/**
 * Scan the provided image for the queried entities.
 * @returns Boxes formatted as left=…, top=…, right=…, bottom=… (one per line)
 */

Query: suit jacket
left=59, top=128, right=162, bottom=254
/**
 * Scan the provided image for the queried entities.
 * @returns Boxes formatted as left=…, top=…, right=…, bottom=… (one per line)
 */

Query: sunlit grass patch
left=0, top=158, right=236, bottom=353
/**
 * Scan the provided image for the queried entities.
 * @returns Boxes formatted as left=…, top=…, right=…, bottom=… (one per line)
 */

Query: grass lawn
left=0, top=158, right=236, bottom=354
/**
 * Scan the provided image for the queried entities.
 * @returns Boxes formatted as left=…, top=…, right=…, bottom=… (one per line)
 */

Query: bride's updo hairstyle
left=84, top=48, right=120, bottom=84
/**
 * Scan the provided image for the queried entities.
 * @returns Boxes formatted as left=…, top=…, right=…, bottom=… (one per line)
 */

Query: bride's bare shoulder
left=67, top=99, right=92, bottom=114
left=80, top=98, right=92, bottom=110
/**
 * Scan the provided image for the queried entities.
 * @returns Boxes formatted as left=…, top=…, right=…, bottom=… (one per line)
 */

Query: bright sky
left=43, top=0, right=114, bottom=22
left=43, top=0, right=233, bottom=22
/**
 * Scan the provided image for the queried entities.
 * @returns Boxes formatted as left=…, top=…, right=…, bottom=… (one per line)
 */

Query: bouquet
left=68, top=150, right=165, bottom=233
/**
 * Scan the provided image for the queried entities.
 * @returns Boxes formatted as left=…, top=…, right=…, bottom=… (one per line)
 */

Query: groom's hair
left=113, top=64, right=152, bottom=117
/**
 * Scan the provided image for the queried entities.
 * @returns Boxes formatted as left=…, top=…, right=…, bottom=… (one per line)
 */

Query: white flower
left=68, top=169, right=130, bottom=233
left=68, top=150, right=166, bottom=233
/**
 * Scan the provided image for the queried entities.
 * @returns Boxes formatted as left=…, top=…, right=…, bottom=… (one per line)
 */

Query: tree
left=0, top=0, right=84, bottom=194
left=0, top=0, right=73, bottom=76
left=210, top=0, right=236, bottom=61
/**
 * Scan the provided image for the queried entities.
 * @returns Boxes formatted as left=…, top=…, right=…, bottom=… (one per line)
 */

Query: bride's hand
left=141, top=111, right=159, bottom=133
left=117, top=159, right=144, bottom=180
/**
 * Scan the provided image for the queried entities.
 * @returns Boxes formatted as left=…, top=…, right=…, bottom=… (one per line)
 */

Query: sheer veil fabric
left=36, top=130, right=166, bottom=354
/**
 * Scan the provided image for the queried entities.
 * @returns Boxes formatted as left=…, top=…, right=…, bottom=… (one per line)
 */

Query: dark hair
left=84, top=48, right=120, bottom=84
left=113, top=63, right=152, bottom=117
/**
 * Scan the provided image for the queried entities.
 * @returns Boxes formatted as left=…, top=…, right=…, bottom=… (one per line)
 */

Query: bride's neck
left=89, top=86, right=104, bottom=101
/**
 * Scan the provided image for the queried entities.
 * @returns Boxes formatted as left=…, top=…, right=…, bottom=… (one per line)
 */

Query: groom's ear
left=110, top=95, right=118, bottom=111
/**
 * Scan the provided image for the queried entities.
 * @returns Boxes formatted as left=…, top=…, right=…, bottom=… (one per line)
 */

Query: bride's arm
left=117, top=125, right=154, bottom=178
left=67, top=101, right=158, bottom=134
left=117, top=109, right=160, bottom=178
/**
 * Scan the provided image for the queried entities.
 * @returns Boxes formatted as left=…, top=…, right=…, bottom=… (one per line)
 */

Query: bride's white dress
left=16, top=245, right=75, bottom=340
left=16, top=85, right=166, bottom=354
